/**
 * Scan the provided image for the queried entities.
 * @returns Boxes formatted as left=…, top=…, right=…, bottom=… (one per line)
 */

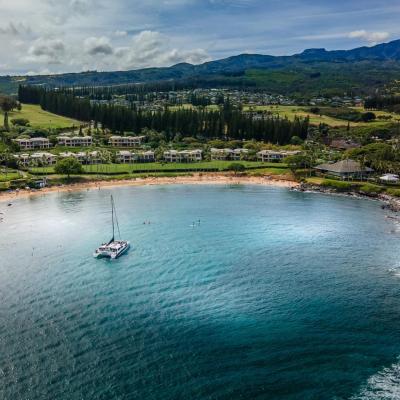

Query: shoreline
left=0, top=173, right=299, bottom=203
left=1, top=174, right=399, bottom=212
left=300, top=183, right=400, bottom=212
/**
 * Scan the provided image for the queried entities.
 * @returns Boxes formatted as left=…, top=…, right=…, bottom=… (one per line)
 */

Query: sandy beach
left=0, top=173, right=299, bottom=203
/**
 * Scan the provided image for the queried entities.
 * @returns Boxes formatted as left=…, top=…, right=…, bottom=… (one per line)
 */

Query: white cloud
left=348, top=30, right=390, bottom=45
left=113, top=30, right=210, bottom=69
left=84, top=36, right=114, bottom=55
left=0, top=22, right=31, bottom=36
left=114, top=30, right=128, bottom=37
left=27, top=38, right=66, bottom=64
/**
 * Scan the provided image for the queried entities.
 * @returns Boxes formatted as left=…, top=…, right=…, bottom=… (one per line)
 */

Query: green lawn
left=242, top=105, right=393, bottom=128
left=1, top=104, right=81, bottom=129
left=168, top=104, right=219, bottom=111
left=29, top=161, right=288, bottom=175
left=0, top=171, right=21, bottom=182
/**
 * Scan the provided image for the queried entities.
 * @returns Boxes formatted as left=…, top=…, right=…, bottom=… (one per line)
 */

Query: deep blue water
left=1, top=185, right=400, bottom=400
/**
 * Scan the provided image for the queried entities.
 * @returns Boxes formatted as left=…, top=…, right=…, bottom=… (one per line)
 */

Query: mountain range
left=2, top=39, right=400, bottom=96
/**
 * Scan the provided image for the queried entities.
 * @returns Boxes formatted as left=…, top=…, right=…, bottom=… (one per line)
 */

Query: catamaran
left=93, top=195, right=130, bottom=259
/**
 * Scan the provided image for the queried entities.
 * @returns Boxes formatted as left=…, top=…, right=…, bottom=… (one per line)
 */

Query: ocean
left=1, top=184, right=399, bottom=400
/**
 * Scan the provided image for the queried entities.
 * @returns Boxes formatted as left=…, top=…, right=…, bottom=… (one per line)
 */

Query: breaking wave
left=352, top=359, right=400, bottom=400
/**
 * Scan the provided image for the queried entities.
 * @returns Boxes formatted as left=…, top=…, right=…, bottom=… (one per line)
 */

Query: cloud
left=27, top=38, right=66, bottom=64
left=0, top=0, right=399, bottom=75
left=70, top=0, right=92, bottom=14
left=84, top=36, right=114, bottom=55
left=348, top=30, right=390, bottom=45
left=114, top=30, right=128, bottom=37
left=114, top=30, right=210, bottom=69
left=0, top=22, right=31, bottom=36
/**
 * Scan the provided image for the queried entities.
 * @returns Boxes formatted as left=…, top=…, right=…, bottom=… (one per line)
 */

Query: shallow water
left=1, top=185, right=400, bottom=400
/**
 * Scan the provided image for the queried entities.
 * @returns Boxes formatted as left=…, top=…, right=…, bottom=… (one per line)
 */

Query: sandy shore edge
left=0, top=174, right=299, bottom=203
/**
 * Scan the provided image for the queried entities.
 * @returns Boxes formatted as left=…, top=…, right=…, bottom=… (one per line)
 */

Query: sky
left=0, top=0, right=399, bottom=75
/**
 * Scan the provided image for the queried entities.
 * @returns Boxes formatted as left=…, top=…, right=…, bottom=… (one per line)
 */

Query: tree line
left=364, top=95, right=400, bottom=112
left=18, top=85, right=309, bottom=144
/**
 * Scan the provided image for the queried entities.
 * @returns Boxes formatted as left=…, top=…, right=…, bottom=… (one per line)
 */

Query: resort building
left=329, top=139, right=361, bottom=151
left=116, top=150, right=155, bottom=163
left=257, top=150, right=300, bottom=162
left=59, top=151, right=100, bottom=165
left=88, top=151, right=101, bottom=164
left=164, top=149, right=203, bottom=163
left=109, top=135, right=146, bottom=147
left=30, top=152, right=58, bottom=166
left=116, top=151, right=137, bottom=164
left=137, top=151, right=155, bottom=162
left=13, top=153, right=31, bottom=167
left=379, top=174, right=399, bottom=184
left=13, top=137, right=51, bottom=150
left=314, top=159, right=373, bottom=180
left=57, top=136, right=93, bottom=147
left=210, top=148, right=248, bottom=161
left=210, top=148, right=234, bottom=160
left=14, top=152, right=57, bottom=167
left=232, top=148, right=249, bottom=160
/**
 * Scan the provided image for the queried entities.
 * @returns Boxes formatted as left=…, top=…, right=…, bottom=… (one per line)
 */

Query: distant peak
left=301, top=48, right=327, bottom=55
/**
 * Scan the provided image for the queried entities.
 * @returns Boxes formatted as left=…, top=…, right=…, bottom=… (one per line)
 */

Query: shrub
left=11, top=118, right=30, bottom=126
left=54, top=157, right=83, bottom=178
left=227, top=163, right=246, bottom=174
left=320, top=179, right=353, bottom=191
left=387, top=188, right=400, bottom=198
left=361, top=112, right=376, bottom=122
left=358, top=183, right=384, bottom=195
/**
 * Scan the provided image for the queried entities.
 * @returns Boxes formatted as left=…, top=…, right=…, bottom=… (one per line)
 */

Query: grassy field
left=1, top=104, right=81, bottom=129
left=29, top=161, right=287, bottom=175
left=350, top=107, right=400, bottom=120
left=242, top=105, right=393, bottom=128
left=168, top=104, right=219, bottom=111
left=0, top=171, right=21, bottom=182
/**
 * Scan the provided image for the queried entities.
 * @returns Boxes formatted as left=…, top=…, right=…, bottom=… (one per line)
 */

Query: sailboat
left=93, top=195, right=130, bottom=259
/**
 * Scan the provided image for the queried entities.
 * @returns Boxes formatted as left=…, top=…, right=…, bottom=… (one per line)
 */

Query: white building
left=210, top=148, right=234, bottom=160
left=232, top=148, right=249, bottom=161
left=116, top=151, right=137, bottom=164
left=14, top=152, right=57, bottom=167
left=137, top=151, right=155, bottom=162
left=379, top=174, right=399, bottom=184
left=30, top=152, right=58, bottom=166
left=109, top=135, right=145, bottom=147
left=164, top=149, right=203, bottom=163
left=257, top=150, right=301, bottom=162
left=57, top=136, right=93, bottom=147
left=14, top=137, right=51, bottom=150
left=116, top=150, right=155, bottom=163
left=59, top=151, right=98, bottom=164
left=210, top=148, right=247, bottom=161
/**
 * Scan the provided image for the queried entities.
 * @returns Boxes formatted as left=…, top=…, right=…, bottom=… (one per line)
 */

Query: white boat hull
left=94, top=241, right=130, bottom=259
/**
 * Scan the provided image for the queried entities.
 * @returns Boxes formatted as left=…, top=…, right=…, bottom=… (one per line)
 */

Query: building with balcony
left=109, top=135, right=145, bottom=147
left=57, top=136, right=93, bottom=147
left=257, top=150, right=300, bottom=162
left=13, top=137, right=51, bottom=150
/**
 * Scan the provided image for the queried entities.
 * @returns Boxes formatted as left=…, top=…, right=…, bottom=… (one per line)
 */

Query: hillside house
left=58, top=136, right=93, bottom=147
left=109, top=135, right=145, bottom=147
left=314, top=159, right=373, bottom=180
left=14, top=137, right=51, bottom=150
left=257, top=150, right=300, bottom=162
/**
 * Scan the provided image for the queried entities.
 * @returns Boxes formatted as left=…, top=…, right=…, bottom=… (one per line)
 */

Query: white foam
left=352, top=359, right=400, bottom=399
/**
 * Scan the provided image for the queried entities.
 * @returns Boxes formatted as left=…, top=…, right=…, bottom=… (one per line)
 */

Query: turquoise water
left=1, top=185, right=400, bottom=400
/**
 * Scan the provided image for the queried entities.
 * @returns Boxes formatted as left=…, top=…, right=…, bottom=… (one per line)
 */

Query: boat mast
left=111, top=195, right=115, bottom=242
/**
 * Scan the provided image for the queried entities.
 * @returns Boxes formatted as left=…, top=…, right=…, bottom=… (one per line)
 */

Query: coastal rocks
left=300, top=182, right=400, bottom=212
left=379, top=194, right=400, bottom=212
